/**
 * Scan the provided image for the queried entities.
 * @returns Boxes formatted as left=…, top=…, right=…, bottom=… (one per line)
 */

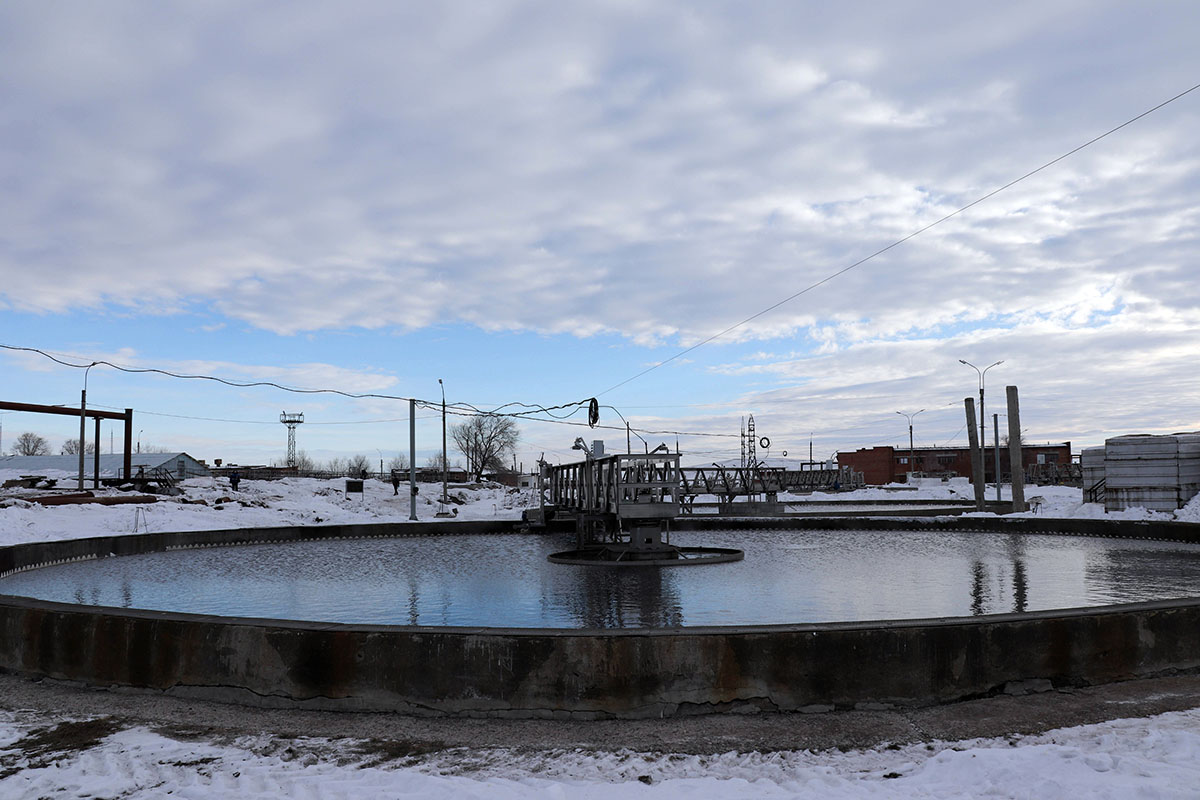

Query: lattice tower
left=740, top=417, right=746, bottom=469
left=280, top=412, right=305, bottom=467
left=746, top=414, right=757, bottom=469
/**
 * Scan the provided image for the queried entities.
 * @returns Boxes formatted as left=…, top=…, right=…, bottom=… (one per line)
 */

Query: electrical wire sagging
left=0, top=343, right=737, bottom=441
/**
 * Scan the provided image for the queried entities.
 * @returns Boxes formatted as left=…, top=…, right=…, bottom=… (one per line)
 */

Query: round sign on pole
left=760, top=436, right=770, bottom=449
left=782, top=450, right=788, bottom=457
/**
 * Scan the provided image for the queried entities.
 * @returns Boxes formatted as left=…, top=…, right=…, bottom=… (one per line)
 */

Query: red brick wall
left=837, top=447, right=896, bottom=485
left=840, top=443, right=1072, bottom=485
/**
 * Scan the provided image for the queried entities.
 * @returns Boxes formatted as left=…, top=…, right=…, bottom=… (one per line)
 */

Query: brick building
left=837, top=442, right=1072, bottom=486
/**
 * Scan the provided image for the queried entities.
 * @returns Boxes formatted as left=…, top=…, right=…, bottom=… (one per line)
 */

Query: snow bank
left=3, top=707, right=1199, bottom=798
left=0, top=475, right=536, bottom=545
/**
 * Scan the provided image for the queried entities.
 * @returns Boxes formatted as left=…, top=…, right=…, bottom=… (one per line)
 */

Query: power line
left=1, top=343, right=738, bottom=439
left=596, top=81, right=1200, bottom=397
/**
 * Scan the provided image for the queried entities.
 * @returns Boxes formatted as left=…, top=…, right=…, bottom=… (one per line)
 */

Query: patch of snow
left=3, top=708, right=1200, bottom=798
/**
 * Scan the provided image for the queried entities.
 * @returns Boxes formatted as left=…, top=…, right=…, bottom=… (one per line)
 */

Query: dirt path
left=3, top=671, right=1199, bottom=755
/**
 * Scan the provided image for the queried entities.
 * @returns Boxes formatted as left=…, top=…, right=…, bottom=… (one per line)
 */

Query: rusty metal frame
left=0, top=401, right=134, bottom=481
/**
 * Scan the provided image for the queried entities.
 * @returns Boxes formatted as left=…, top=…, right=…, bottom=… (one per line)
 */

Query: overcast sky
left=1, top=1, right=1197, bottom=469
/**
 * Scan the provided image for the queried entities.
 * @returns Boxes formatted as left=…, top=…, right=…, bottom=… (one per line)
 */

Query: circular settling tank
left=2, top=518, right=1200, bottom=718
left=4, top=528, right=1200, bottom=628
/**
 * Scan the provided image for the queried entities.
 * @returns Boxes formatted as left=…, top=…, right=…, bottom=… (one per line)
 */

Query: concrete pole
left=965, top=397, right=985, bottom=510
left=93, top=416, right=101, bottom=489
left=1007, top=386, right=1026, bottom=513
left=408, top=398, right=417, bottom=520
left=993, top=413, right=1001, bottom=502
left=122, top=409, right=133, bottom=480
left=78, top=389, right=86, bottom=491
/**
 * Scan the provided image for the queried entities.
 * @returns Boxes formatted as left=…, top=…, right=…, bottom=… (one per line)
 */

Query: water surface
left=3, top=529, right=1199, bottom=628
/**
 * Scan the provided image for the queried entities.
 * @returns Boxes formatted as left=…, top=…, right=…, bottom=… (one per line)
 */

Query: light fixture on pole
left=137, top=429, right=144, bottom=454
left=78, top=362, right=98, bottom=490
left=436, top=378, right=451, bottom=517
left=959, top=359, right=1003, bottom=474
left=896, top=409, right=925, bottom=479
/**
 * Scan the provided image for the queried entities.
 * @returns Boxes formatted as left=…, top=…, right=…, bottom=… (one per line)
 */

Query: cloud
left=2, top=1, right=1198, bottom=462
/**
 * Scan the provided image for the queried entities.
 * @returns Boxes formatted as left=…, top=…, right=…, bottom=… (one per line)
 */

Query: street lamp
left=896, top=409, right=925, bottom=480
left=137, top=429, right=144, bottom=454
left=437, top=378, right=450, bottom=517
left=959, top=359, right=1003, bottom=449
left=959, top=359, right=1003, bottom=485
left=78, top=362, right=98, bottom=490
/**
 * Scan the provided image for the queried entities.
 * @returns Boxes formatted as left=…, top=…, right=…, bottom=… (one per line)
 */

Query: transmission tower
left=280, top=412, right=304, bottom=467
left=746, top=414, right=757, bottom=469
left=740, top=417, right=746, bottom=469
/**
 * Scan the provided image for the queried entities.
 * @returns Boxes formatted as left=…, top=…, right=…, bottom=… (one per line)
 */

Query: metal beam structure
left=0, top=400, right=133, bottom=480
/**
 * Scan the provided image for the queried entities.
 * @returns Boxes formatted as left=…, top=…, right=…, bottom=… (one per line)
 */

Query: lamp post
left=437, top=378, right=449, bottom=516
left=78, top=362, right=98, bottom=490
left=137, top=429, right=144, bottom=454
left=896, top=409, right=925, bottom=480
left=959, top=359, right=1003, bottom=482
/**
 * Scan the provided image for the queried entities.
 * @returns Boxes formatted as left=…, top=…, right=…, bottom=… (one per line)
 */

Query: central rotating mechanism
left=542, top=442, right=743, bottom=566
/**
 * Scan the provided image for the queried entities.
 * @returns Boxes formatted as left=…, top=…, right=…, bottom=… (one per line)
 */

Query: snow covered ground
left=3, top=706, right=1200, bottom=798
left=2, top=471, right=1200, bottom=797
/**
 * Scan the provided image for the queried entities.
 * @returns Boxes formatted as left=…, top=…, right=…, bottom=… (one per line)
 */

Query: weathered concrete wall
left=2, top=519, right=1200, bottom=718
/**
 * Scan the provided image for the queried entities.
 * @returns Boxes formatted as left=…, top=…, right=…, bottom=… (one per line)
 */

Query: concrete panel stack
left=1179, top=433, right=1200, bottom=507
left=1081, top=447, right=1105, bottom=493
left=1104, top=433, right=1200, bottom=512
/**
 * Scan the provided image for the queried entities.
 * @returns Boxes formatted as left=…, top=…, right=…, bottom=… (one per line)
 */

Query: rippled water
left=4, top=529, right=1200, bottom=628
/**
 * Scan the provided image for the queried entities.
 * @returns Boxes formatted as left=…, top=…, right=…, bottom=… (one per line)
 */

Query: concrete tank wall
left=3, top=519, right=1200, bottom=717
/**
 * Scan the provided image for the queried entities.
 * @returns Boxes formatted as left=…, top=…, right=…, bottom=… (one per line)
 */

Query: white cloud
left=2, top=1, right=1199, bottom=462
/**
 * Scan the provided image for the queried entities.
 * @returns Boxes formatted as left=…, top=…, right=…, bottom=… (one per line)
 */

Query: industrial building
left=837, top=442, right=1072, bottom=486
left=0, top=452, right=210, bottom=481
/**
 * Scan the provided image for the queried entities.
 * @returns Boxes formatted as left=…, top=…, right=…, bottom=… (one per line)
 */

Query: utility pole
left=78, top=362, right=97, bottom=491
left=436, top=379, right=450, bottom=517
left=896, top=409, right=925, bottom=482
left=960, top=359, right=1003, bottom=472
left=409, top=398, right=417, bottom=520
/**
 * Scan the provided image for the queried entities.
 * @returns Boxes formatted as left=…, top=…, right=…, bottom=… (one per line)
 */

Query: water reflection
left=560, top=567, right=684, bottom=628
left=3, top=530, right=1200, bottom=628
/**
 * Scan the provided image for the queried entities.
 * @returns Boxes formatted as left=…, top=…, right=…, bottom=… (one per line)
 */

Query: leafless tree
left=60, top=439, right=96, bottom=455
left=386, top=454, right=409, bottom=472
left=293, top=450, right=315, bottom=472
left=324, top=456, right=348, bottom=475
left=424, top=452, right=459, bottom=471
left=14, top=432, right=50, bottom=456
left=347, top=453, right=372, bottom=477
left=451, top=415, right=519, bottom=482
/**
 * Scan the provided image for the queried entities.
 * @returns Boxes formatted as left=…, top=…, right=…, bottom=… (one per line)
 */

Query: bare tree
left=324, top=457, right=348, bottom=475
left=60, top=439, right=96, bottom=455
left=293, top=450, right=315, bottom=472
left=424, top=452, right=459, bottom=471
left=15, top=432, right=51, bottom=456
left=386, top=454, right=409, bottom=472
left=451, top=415, right=519, bottom=482
left=347, top=453, right=372, bottom=477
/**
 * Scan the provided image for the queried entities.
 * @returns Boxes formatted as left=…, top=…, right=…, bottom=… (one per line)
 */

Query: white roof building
left=0, top=452, right=209, bottom=480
